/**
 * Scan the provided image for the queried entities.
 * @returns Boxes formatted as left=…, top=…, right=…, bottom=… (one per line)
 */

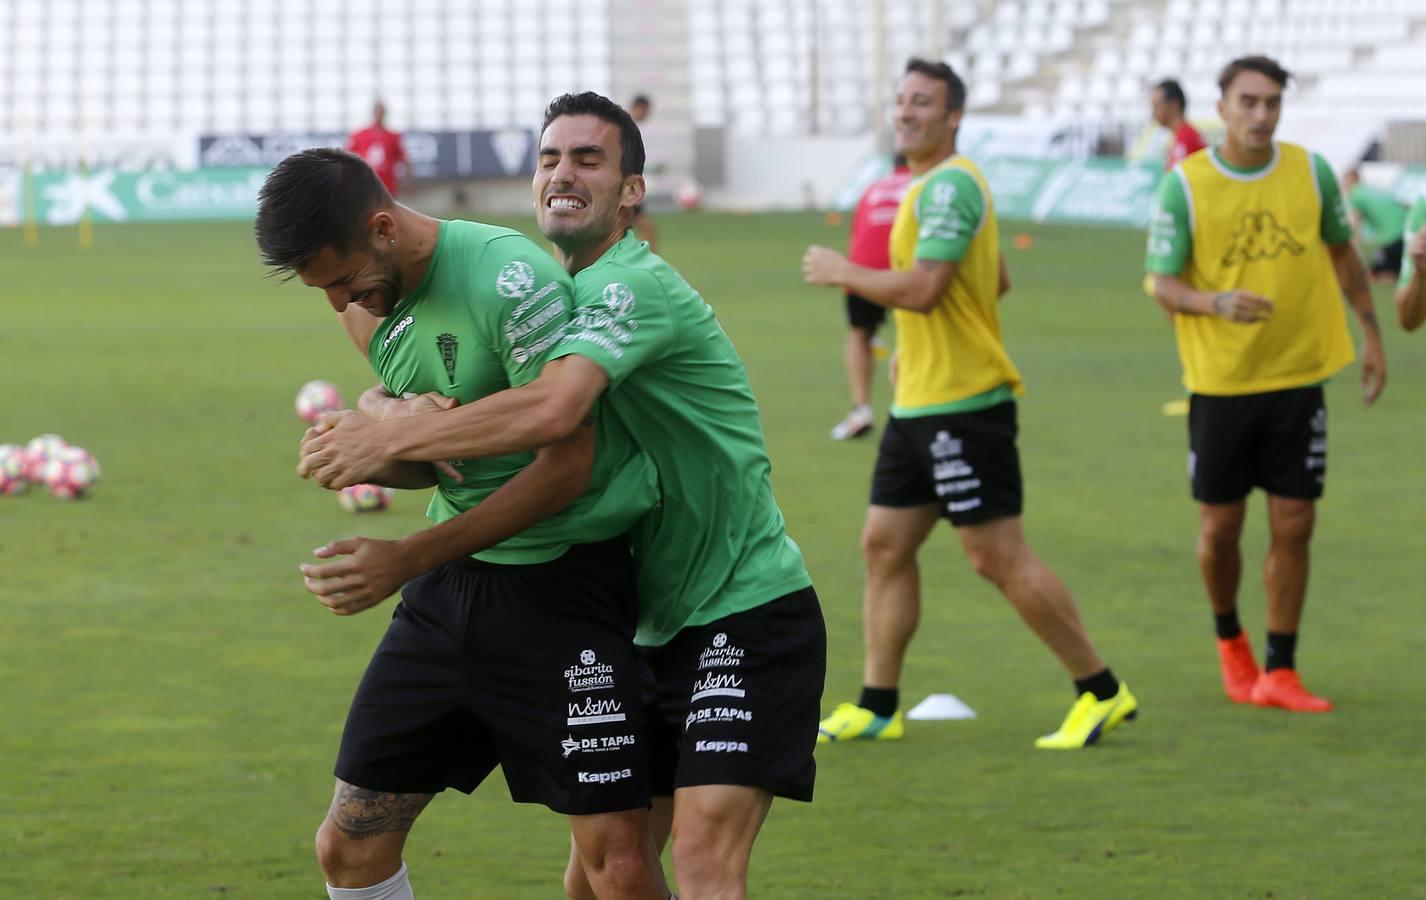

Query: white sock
left=327, top=863, right=414, bottom=900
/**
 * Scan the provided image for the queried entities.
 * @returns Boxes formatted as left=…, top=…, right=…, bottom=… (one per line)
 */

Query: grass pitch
left=3, top=213, right=1424, bottom=898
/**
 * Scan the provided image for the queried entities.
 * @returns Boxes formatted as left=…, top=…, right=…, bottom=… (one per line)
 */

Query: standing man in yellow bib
left=1146, top=56, right=1386, bottom=713
left=803, top=59, right=1137, bottom=750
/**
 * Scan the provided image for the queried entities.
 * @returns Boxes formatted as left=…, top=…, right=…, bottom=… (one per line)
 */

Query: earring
left=389, top=239, right=396, bottom=245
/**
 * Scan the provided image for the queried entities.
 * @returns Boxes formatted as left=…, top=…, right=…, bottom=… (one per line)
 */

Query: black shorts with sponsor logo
left=845, top=292, right=887, bottom=332
left=870, top=402, right=1023, bottom=526
left=334, top=539, right=650, bottom=816
left=1188, top=386, right=1327, bottom=503
left=638, top=587, right=826, bottom=802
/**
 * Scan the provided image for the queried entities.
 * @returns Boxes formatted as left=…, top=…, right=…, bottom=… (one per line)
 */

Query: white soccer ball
left=23, top=433, right=67, bottom=480
left=0, top=444, right=29, bottom=496
left=41, top=446, right=100, bottom=500
left=296, top=380, right=344, bottom=424
left=675, top=181, right=704, bottom=211
left=338, top=483, right=391, bottom=513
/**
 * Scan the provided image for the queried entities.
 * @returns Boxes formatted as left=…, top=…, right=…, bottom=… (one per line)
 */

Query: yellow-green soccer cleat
left=816, top=702, right=905, bottom=744
left=1034, top=682, right=1138, bottom=750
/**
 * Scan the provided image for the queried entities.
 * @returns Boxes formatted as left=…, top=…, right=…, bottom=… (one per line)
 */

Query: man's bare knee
left=315, top=781, right=429, bottom=887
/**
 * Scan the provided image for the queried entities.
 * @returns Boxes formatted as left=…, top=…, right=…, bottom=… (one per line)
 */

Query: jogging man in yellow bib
left=804, top=59, right=1136, bottom=750
left=1146, top=56, right=1386, bottom=712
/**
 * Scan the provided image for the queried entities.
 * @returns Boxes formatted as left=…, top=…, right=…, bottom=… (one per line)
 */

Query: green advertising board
left=13, top=167, right=269, bottom=226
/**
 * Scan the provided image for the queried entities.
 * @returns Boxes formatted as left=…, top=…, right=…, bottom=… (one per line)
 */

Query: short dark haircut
left=629, top=94, right=651, bottom=108
left=904, top=57, right=967, bottom=111
left=254, top=148, right=391, bottom=274
left=543, top=92, right=646, bottom=177
left=1218, top=55, right=1291, bottom=95
left=1154, top=79, right=1187, bottom=110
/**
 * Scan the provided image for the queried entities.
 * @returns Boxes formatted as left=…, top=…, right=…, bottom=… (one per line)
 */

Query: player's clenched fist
left=1212, top=289, right=1274, bottom=323
left=802, top=245, right=850, bottom=287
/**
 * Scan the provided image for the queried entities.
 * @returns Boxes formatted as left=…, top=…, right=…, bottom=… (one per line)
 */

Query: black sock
left=1074, top=668, right=1119, bottom=701
left=858, top=686, right=899, bottom=718
left=1265, top=632, right=1297, bottom=672
left=1214, top=609, right=1243, bottom=639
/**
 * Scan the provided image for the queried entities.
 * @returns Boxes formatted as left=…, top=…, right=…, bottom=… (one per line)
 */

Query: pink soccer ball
left=0, top=444, right=29, bottom=496
left=338, top=483, right=391, bottom=513
left=675, top=181, right=704, bottom=211
left=40, top=446, right=100, bottom=500
left=23, top=433, right=67, bottom=480
left=296, top=380, right=344, bottom=424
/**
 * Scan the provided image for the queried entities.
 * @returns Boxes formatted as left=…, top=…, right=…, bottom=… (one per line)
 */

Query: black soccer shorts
left=1188, top=385, right=1327, bottom=503
left=638, top=587, right=826, bottom=802
left=870, top=402, right=1024, bottom=526
left=333, top=539, right=651, bottom=816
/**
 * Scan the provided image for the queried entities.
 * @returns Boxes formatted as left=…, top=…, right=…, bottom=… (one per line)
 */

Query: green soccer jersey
left=368, top=220, right=658, bottom=564
left=1348, top=184, right=1408, bottom=247
left=550, top=229, right=813, bottom=646
left=1400, top=196, right=1426, bottom=289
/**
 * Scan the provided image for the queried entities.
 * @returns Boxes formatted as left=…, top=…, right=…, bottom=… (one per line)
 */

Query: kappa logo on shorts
left=561, top=733, right=637, bottom=758
left=691, top=673, right=746, bottom=702
left=578, top=768, right=633, bottom=784
left=565, top=649, right=616, bottom=693
left=567, top=697, right=626, bottom=726
left=694, top=740, right=749, bottom=753
left=1310, top=408, right=1326, bottom=433
left=699, top=633, right=746, bottom=670
left=930, top=431, right=963, bottom=460
left=685, top=706, right=754, bottom=730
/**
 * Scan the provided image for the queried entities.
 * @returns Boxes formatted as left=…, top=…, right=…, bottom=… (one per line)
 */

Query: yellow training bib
left=1173, top=142, right=1354, bottom=395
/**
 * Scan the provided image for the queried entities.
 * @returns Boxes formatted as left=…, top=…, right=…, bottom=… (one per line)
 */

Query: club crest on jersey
left=602, top=282, right=636, bottom=318
left=1220, top=210, right=1305, bottom=267
left=436, top=333, right=458, bottom=386
left=496, top=260, right=536, bottom=299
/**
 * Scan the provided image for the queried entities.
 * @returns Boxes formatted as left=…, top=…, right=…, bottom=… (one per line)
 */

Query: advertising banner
left=197, top=129, right=537, bottom=179
left=21, top=168, right=269, bottom=225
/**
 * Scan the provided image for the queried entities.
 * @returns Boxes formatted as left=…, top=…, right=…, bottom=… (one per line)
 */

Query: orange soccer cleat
left=1250, top=669, right=1334, bottom=713
left=1216, top=633, right=1260, bottom=704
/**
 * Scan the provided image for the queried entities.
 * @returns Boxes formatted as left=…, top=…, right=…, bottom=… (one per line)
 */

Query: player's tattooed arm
left=328, top=781, right=433, bottom=840
left=1327, top=241, right=1388, bottom=405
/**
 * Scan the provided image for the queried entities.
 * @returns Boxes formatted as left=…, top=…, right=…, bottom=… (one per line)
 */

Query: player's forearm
left=393, top=440, right=592, bottom=573
left=382, top=380, right=569, bottom=463
left=1395, top=271, right=1425, bottom=332
left=1330, top=245, right=1383, bottom=341
left=841, top=264, right=939, bottom=312
left=368, top=460, right=440, bottom=489
left=1152, top=275, right=1218, bottom=316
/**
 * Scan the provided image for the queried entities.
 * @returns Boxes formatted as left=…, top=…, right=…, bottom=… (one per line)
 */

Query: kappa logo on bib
left=1220, top=210, right=1306, bottom=267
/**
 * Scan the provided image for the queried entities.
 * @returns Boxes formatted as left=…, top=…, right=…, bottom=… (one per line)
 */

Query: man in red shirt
left=1150, top=79, right=1206, bottom=169
left=831, top=157, right=913, bottom=440
left=347, top=100, right=408, bottom=197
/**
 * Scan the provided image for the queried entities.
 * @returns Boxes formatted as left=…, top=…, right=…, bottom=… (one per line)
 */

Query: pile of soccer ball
left=295, top=379, right=393, bottom=515
left=0, top=434, right=101, bottom=500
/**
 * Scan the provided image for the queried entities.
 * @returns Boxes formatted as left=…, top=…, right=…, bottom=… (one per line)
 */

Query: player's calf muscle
left=328, top=780, right=432, bottom=839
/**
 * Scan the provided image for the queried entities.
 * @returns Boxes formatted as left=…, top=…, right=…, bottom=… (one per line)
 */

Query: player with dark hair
left=256, top=148, right=670, bottom=900
left=830, top=155, right=912, bottom=441
left=803, top=59, right=1137, bottom=749
left=298, top=92, right=826, bottom=900
left=1397, top=192, right=1426, bottom=331
left=1150, top=79, right=1206, bottom=170
left=1146, top=55, right=1386, bottom=712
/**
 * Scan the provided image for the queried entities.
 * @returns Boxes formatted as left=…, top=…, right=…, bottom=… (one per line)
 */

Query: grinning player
left=1398, top=192, right=1426, bottom=331
left=298, top=93, right=826, bottom=900
left=256, top=149, right=670, bottom=900
left=802, top=58, right=1137, bottom=750
left=1146, top=56, right=1387, bottom=712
